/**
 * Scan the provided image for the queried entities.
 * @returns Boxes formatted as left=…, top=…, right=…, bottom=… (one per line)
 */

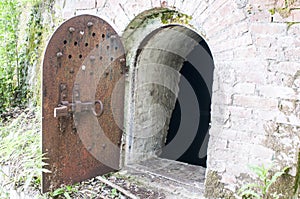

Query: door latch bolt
left=54, top=100, right=103, bottom=118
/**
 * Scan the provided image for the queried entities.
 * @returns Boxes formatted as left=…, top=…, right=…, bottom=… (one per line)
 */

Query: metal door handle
left=92, top=100, right=104, bottom=117
left=54, top=100, right=104, bottom=117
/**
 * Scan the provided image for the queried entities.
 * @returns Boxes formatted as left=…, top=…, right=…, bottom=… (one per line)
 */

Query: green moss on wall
left=125, top=8, right=192, bottom=33
left=20, top=1, right=44, bottom=107
left=269, top=0, right=297, bottom=18
left=160, top=10, right=192, bottom=24
left=294, top=150, right=300, bottom=197
left=19, top=0, right=57, bottom=107
left=268, top=173, right=295, bottom=198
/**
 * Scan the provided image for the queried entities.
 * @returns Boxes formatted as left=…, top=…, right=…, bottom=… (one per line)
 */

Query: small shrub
left=238, top=163, right=289, bottom=199
left=49, top=185, right=78, bottom=199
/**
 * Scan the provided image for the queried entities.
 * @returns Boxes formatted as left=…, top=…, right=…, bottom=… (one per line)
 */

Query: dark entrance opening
left=123, top=23, right=214, bottom=198
left=160, top=39, right=214, bottom=167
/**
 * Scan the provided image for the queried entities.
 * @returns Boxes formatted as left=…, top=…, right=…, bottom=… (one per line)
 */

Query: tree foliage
left=0, top=0, right=21, bottom=112
left=0, top=0, right=46, bottom=113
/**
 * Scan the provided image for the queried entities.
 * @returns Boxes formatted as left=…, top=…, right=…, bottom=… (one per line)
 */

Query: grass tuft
left=0, top=108, right=47, bottom=198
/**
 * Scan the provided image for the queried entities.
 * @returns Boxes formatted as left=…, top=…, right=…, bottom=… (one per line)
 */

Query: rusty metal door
left=42, top=15, right=125, bottom=192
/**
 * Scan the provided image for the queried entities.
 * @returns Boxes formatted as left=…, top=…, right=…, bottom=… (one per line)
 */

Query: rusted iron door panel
left=42, top=15, right=125, bottom=192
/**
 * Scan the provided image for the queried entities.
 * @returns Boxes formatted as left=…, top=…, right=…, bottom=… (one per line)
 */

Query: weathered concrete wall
left=52, top=0, right=300, bottom=198
left=125, top=25, right=203, bottom=163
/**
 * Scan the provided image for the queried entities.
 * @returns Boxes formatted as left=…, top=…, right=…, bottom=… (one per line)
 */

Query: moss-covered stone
left=293, top=150, right=300, bottom=196
left=18, top=0, right=60, bottom=107
left=204, top=170, right=235, bottom=199
left=160, top=10, right=192, bottom=24
left=269, top=0, right=300, bottom=20
left=125, top=8, right=169, bottom=31
left=268, top=173, right=295, bottom=198
left=124, top=8, right=192, bottom=34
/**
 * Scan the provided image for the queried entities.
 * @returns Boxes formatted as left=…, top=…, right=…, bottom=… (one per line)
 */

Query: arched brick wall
left=52, top=0, right=300, bottom=197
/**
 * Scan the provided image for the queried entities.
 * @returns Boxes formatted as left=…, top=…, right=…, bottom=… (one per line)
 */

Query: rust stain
left=42, top=15, right=125, bottom=192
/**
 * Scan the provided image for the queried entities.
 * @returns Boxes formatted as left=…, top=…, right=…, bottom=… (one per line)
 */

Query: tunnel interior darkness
left=161, top=40, right=214, bottom=167
left=129, top=25, right=214, bottom=167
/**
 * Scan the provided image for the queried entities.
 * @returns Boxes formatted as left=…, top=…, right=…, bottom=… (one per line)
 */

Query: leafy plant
left=110, top=188, right=120, bottom=198
left=238, top=163, right=289, bottom=199
left=49, top=185, right=78, bottom=199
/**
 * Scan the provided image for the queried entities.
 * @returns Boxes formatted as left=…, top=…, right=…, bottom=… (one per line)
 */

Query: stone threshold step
left=118, top=157, right=206, bottom=199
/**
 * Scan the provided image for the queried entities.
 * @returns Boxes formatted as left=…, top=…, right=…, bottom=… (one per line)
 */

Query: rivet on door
left=42, top=15, right=125, bottom=192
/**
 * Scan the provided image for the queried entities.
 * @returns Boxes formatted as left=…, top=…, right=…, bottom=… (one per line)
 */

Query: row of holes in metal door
left=62, top=32, right=118, bottom=62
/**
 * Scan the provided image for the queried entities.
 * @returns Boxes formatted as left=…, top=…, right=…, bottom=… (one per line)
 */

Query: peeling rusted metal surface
left=42, top=15, right=125, bottom=192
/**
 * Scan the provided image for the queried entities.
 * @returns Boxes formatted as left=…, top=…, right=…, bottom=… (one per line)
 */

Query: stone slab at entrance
left=121, top=157, right=206, bottom=199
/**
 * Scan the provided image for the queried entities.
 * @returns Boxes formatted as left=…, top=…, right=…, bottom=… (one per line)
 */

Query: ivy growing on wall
left=19, top=1, right=44, bottom=107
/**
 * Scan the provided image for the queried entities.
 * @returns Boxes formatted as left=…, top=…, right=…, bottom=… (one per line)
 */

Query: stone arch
left=53, top=0, right=300, bottom=197
left=121, top=8, right=215, bottom=170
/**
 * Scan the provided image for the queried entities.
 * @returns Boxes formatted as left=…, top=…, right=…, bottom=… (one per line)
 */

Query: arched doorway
left=126, top=24, right=214, bottom=168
